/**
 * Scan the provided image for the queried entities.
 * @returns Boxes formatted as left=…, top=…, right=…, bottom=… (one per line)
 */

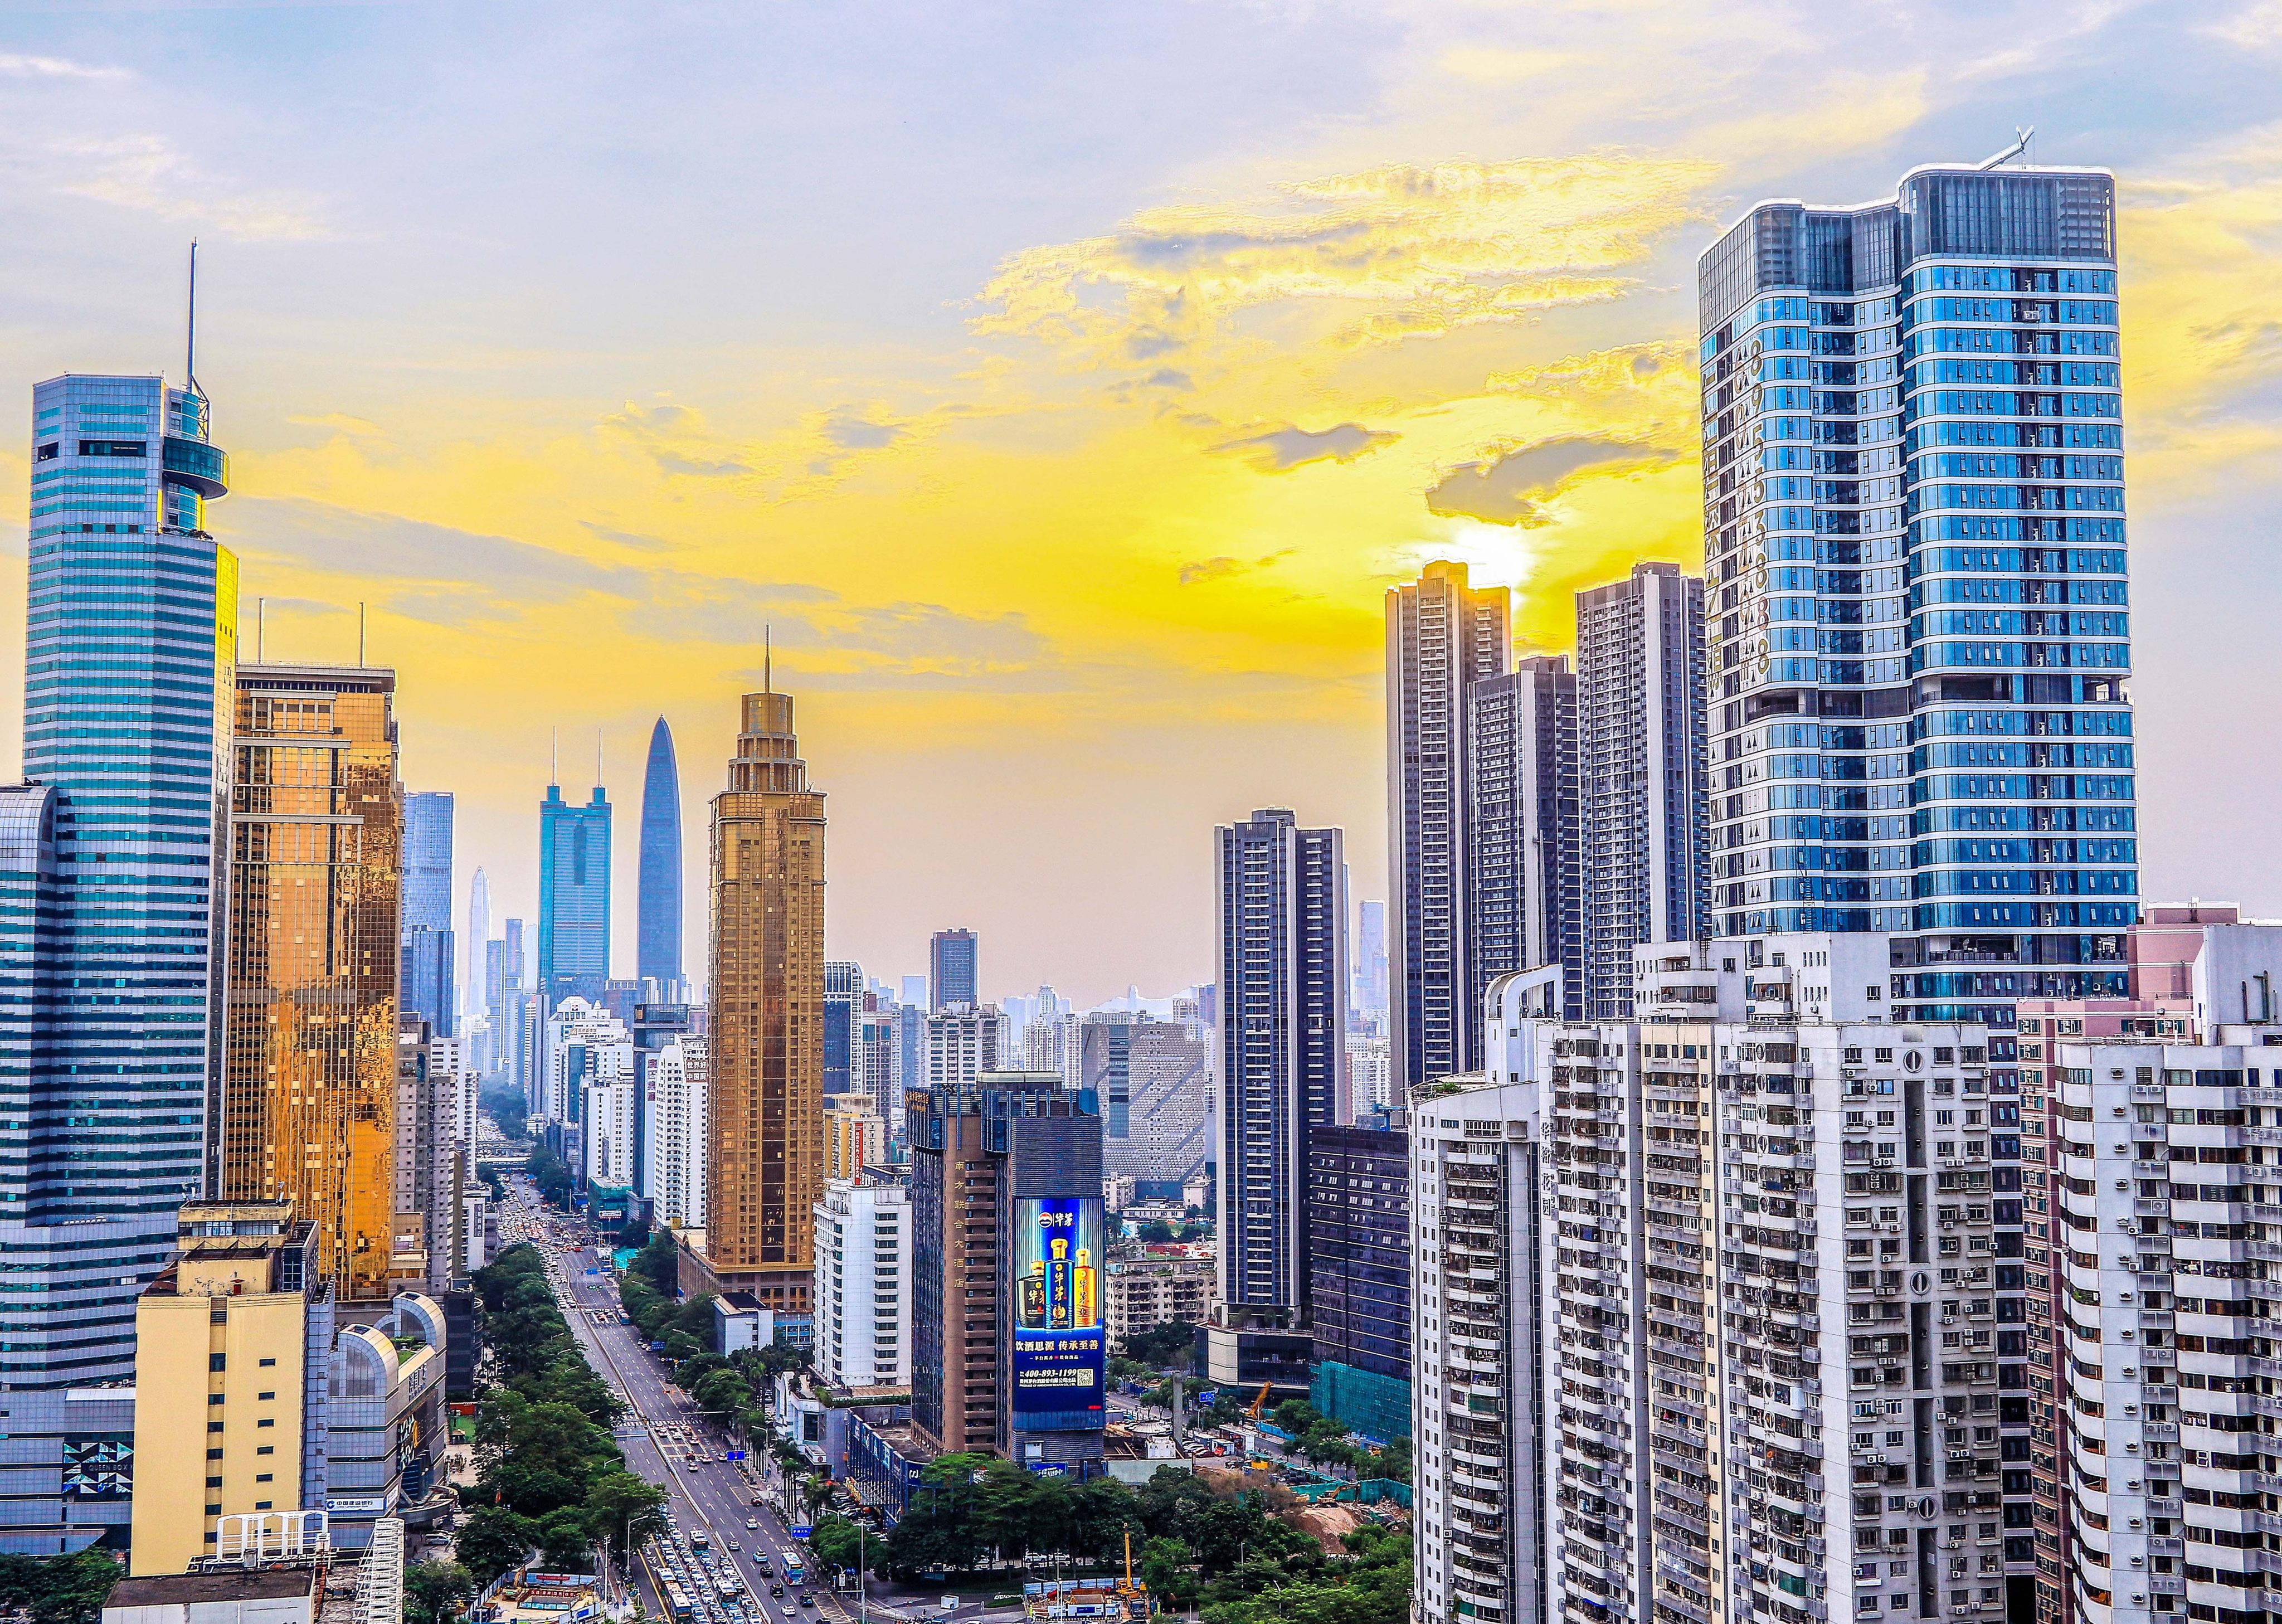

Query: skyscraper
left=1352, top=898, right=1389, bottom=1024
left=1697, top=159, right=2134, bottom=1021
left=1467, top=653, right=1584, bottom=1021
left=1211, top=809, right=1349, bottom=1314
left=1386, top=561, right=1510, bottom=1089
left=219, top=663, right=403, bottom=1302
left=538, top=777, right=611, bottom=1011
left=464, top=864, right=490, bottom=1028
left=929, top=928, right=978, bottom=1010
left=5, top=368, right=235, bottom=1389
left=401, top=791, right=455, bottom=1035
left=1575, top=562, right=1708, bottom=1018
left=703, top=683, right=826, bottom=1314
left=824, top=959, right=863, bottom=1094
left=639, top=716, right=684, bottom=999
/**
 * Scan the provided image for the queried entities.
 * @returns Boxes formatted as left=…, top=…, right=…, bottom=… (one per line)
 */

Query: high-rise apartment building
left=1575, top=562, right=1708, bottom=1019
left=1468, top=653, right=1584, bottom=1021
left=1212, top=809, right=1349, bottom=1314
left=401, top=791, right=455, bottom=1036
left=538, top=779, right=611, bottom=1012
left=906, top=1072, right=1105, bottom=1467
left=930, top=928, right=979, bottom=1011
left=1410, top=1054, right=1547, bottom=1624
left=1697, top=161, right=2135, bottom=1023
left=703, top=684, right=826, bottom=1313
left=7, top=369, right=235, bottom=1389
left=857, top=1001, right=898, bottom=1121
left=218, top=662, right=403, bottom=1302
left=1386, top=562, right=1510, bottom=1088
left=645, top=1034, right=708, bottom=1229
left=639, top=716, right=684, bottom=1000
left=925, top=1003, right=1009, bottom=1087
left=812, top=1174, right=912, bottom=1389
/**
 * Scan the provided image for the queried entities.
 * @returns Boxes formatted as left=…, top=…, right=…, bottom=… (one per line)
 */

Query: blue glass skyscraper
left=400, top=790, right=454, bottom=1036
left=638, top=717, right=682, bottom=998
left=1699, top=160, right=2134, bottom=1022
left=539, top=778, right=611, bottom=1010
left=6, top=369, right=233, bottom=1394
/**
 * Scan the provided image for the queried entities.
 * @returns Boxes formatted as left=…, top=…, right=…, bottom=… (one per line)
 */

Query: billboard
left=1011, top=1197, right=1106, bottom=1424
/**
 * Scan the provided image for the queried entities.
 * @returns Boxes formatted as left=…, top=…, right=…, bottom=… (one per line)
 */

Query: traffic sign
left=727, top=1450, right=747, bottom=1461
left=789, top=1525, right=811, bottom=1539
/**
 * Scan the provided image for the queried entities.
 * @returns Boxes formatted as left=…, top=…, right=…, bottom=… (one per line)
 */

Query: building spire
left=185, top=240, right=201, bottom=398
left=765, top=624, right=772, bottom=694
left=551, top=726, right=558, bottom=787
left=595, top=726, right=604, bottom=791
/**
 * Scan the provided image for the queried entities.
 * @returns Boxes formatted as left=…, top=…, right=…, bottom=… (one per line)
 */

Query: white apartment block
left=645, top=1036, right=707, bottom=1229
left=812, top=1178, right=911, bottom=1388
left=1412, top=1040, right=1548, bottom=1624
left=1104, top=1248, right=1216, bottom=1342
left=587, top=1078, right=639, bottom=1188
left=1414, top=948, right=2014, bottom=1624
left=925, top=1003, right=1007, bottom=1088
left=546, top=996, right=632, bottom=1125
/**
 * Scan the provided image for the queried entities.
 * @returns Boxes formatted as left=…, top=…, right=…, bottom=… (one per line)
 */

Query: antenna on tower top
left=595, top=727, right=603, bottom=790
left=551, top=727, right=559, bottom=787
left=764, top=625, right=772, bottom=693
left=186, top=240, right=203, bottom=399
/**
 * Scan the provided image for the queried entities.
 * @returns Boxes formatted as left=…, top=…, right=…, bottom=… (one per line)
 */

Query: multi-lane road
left=493, top=1183, right=914, bottom=1624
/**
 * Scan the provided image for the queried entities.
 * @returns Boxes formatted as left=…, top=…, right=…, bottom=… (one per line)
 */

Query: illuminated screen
left=1011, top=1196, right=1106, bottom=1422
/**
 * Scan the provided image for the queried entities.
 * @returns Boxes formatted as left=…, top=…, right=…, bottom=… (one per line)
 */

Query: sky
left=2, top=0, right=2280, bottom=1008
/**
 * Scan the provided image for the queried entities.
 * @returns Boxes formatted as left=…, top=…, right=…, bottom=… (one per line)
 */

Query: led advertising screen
left=1011, top=1196, right=1106, bottom=1424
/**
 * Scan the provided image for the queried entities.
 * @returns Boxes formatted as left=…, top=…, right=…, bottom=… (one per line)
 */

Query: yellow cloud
left=970, top=154, right=1718, bottom=370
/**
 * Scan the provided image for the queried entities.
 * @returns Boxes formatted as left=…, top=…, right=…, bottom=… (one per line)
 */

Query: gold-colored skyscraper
left=703, top=682, right=825, bottom=1312
left=220, top=663, right=402, bottom=1301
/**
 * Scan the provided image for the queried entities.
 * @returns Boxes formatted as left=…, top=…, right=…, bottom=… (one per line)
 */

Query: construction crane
left=1244, top=1382, right=1273, bottom=1418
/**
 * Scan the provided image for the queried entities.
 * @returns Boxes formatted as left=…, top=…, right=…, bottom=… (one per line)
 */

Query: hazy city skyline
left=2, top=3, right=2279, bottom=1004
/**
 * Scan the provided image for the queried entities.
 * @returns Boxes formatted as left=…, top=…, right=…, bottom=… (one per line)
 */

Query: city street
left=493, top=1182, right=928, bottom=1624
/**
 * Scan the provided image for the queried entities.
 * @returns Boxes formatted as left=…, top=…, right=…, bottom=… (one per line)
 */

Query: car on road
left=746, top=1519, right=759, bottom=1530
left=779, top=1608, right=796, bottom=1619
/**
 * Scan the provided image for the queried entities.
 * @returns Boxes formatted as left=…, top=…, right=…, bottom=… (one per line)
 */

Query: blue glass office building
left=1699, top=163, right=2134, bottom=1022
left=5, top=372, right=233, bottom=1404
left=638, top=717, right=682, bottom=998
left=401, top=790, right=454, bottom=1035
left=538, top=780, right=611, bottom=1010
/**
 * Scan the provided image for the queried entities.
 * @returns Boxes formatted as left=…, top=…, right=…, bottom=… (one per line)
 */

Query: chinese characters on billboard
left=1011, top=1196, right=1106, bottom=1423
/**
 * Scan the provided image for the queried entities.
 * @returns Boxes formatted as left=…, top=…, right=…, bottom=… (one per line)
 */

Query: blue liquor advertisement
left=1011, top=1197, right=1105, bottom=1422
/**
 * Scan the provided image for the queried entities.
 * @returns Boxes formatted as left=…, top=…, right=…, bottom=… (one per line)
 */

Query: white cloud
left=0, top=53, right=128, bottom=81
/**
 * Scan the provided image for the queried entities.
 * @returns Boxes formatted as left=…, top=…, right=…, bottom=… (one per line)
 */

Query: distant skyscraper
left=899, top=974, right=927, bottom=1009
left=220, top=662, right=403, bottom=1303
left=1084, top=1017, right=1210, bottom=1185
left=538, top=777, right=611, bottom=1011
left=1385, top=562, right=1509, bottom=1090
left=1213, top=808, right=1349, bottom=1313
left=464, top=865, right=490, bottom=1027
left=1575, top=562, right=1707, bottom=1018
left=1352, top=899, right=1389, bottom=1024
left=639, top=716, right=684, bottom=999
left=1699, top=159, right=2135, bottom=1022
left=704, top=683, right=826, bottom=1314
left=928, top=928, right=978, bottom=1010
left=1468, top=653, right=1583, bottom=1020
left=402, top=791, right=455, bottom=1036
left=6, top=367, right=234, bottom=1390
left=923, top=1003, right=1008, bottom=1088
left=824, top=960, right=863, bottom=1094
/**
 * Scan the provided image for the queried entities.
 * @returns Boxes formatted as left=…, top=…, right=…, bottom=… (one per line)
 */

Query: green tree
left=539, top=1507, right=597, bottom=1571
left=585, top=1469, right=669, bottom=1557
left=480, top=1081, right=529, bottom=1140
left=0, top=1550, right=123, bottom=1624
left=1117, top=1320, right=1199, bottom=1369
left=405, top=1562, right=475, bottom=1624
left=805, top=1516, right=871, bottom=1578
left=457, top=1507, right=542, bottom=1585
left=880, top=1452, right=992, bottom=1578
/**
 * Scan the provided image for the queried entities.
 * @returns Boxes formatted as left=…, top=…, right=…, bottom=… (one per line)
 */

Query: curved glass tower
left=9, top=372, right=233, bottom=1398
left=638, top=716, right=683, bottom=998
left=1698, top=162, right=2133, bottom=1023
